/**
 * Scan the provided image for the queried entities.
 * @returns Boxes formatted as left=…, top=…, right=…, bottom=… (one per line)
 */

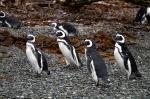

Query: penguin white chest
left=114, top=47, right=126, bottom=72
left=26, top=46, right=41, bottom=73
left=58, top=42, right=74, bottom=63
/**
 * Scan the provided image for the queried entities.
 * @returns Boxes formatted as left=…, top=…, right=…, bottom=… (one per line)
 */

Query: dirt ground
left=0, top=0, right=150, bottom=98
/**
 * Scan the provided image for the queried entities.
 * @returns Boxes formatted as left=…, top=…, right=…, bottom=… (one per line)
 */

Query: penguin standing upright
left=83, top=39, right=110, bottom=86
left=135, top=6, right=150, bottom=24
left=114, top=34, right=141, bottom=79
left=0, top=11, right=22, bottom=29
left=51, top=22, right=78, bottom=36
left=55, top=30, right=82, bottom=67
left=26, top=34, right=50, bottom=76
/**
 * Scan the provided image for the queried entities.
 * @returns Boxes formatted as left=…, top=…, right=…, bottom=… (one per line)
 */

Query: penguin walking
left=0, top=11, right=22, bottom=29
left=135, top=6, right=150, bottom=24
left=26, top=34, right=50, bottom=76
left=51, top=22, right=78, bottom=36
left=55, top=30, right=82, bottom=67
left=83, top=39, right=111, bottom=86
left=114, top=34, right=142, bottom=79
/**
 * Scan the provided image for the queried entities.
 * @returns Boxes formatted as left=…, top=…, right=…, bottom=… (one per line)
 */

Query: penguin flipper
left=35, top=48, right=42, bottom=68
left=121, top=45, right=129, bottom=70
left=123, top=53, right=129, bottom=70
left=41, top=53, right=49, bottom=71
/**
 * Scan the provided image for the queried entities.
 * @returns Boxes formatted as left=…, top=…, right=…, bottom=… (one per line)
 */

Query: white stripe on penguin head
left=116, top=34, right=125, bottom=43
left=51, top=22, right=57, bottom=28
left=85, top=39, right=92, bottom=48
left=27, top=34, right=35, bottom=43
left=59, top=26, right=69, bottom=36
left=56, top=30, right=66, bottom=38
left=0, top=11, right=5, bottom=18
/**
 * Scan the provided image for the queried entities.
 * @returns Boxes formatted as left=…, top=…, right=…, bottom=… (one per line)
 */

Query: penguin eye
left=0, top=12, right=5, bottom=17
left=27, top=36, right=34, bottom=40
left=87, top=42, right=90, bottom=46
left=84, top=41, right=90, bottom=46
left=56, top=32, right=63, bottom=36
left=51, top=23, right=57, bottom=28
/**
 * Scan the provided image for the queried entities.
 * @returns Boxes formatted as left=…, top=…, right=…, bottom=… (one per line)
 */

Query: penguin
left=51, top=22, right=78, bottom=36
left=83, top=39, right=111, bottom=86
left=114, top=34, right=142, bottom=79
left=0, top=11, right=6, bottom=26
left=0, top=11, right=22, bottom=29
left=135, top=6, right=150, bottom=24
left=55, top=30, right=82, bottom=67
left=26, top=34, right=50, bottom=76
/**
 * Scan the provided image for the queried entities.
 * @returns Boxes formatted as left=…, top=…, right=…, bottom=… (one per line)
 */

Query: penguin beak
left=81, top=40, right=85, bottom=45
left=50, top=32, right=56, bottom=36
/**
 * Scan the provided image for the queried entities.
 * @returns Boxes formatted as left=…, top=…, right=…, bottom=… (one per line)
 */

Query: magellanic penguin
left=55, top=30, right=82, bottom=67
left=83, top=39, right=111, bottom=86
left=51, top=22, right=78, bottom=36
left=135, top=6, right=150, bottom=24
left=114, top=34, right=142, bottom=79
left=26, top=34, right=50, bottom=76
left=0, top=11, right=22, bottom=29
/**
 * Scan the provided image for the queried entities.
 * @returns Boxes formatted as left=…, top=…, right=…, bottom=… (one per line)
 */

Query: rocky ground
left=0, top=0, right=150, bottom=98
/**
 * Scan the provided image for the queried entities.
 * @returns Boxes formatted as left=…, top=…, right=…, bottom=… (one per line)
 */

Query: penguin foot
left=129, top=72, right=142, bottom=80
left=102, top=78, right=112, bottom=87
left=129, top=74, right=136, bottom=80
left=35, top=73, right=41, bottom=78
left=135, top=72, right=142, bottom=78
left=95, top=81, right=99, bottom=86
left=47, top=71, right=50, bottom=75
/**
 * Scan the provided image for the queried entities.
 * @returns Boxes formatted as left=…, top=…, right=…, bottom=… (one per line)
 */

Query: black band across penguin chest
left=115, top=43, right=129, bottom=70
left=28, top=44, right=42, bottom=68
left=57, top=40, right=76, bottom=61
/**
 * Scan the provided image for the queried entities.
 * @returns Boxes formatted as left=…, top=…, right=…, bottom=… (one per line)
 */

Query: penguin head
left=115, top=34, right=125, bottom=43
left=51, top=22, right=57, bottom=28
left=27, top=34, right=35, bottom=43
left=58, top=25, right=69, bottom=36
left=55, top=30, right=66, bottom=39
left=50, top=22, right=58, bottom=35
left=83, top=39, right=97, bottom=49
left=0, top=11, right=6, bottom=18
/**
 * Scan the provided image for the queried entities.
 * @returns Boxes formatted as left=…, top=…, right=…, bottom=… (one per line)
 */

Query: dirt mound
left=0, top=0, right=138, bottom=26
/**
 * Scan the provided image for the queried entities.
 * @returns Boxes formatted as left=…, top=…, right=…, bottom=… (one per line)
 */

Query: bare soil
left=0, top=0, right=150, bottom=98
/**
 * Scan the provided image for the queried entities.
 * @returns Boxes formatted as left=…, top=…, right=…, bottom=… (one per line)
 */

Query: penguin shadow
left=90, top=79, right=112, bottom=88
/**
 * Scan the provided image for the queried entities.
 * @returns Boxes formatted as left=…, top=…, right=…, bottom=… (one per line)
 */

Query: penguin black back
left=58, top=22, right=77, bottom=34
left=26, top=34, right=50, bottom=75
left=117, top=42, right=139, bottom=73
left=84, top=40, right=108, bottom=78
left=115, top=34, right=141, bottom=78
left=51, top=22, right=77, bottom=36
left=135, top=6, right=147, bottom=22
